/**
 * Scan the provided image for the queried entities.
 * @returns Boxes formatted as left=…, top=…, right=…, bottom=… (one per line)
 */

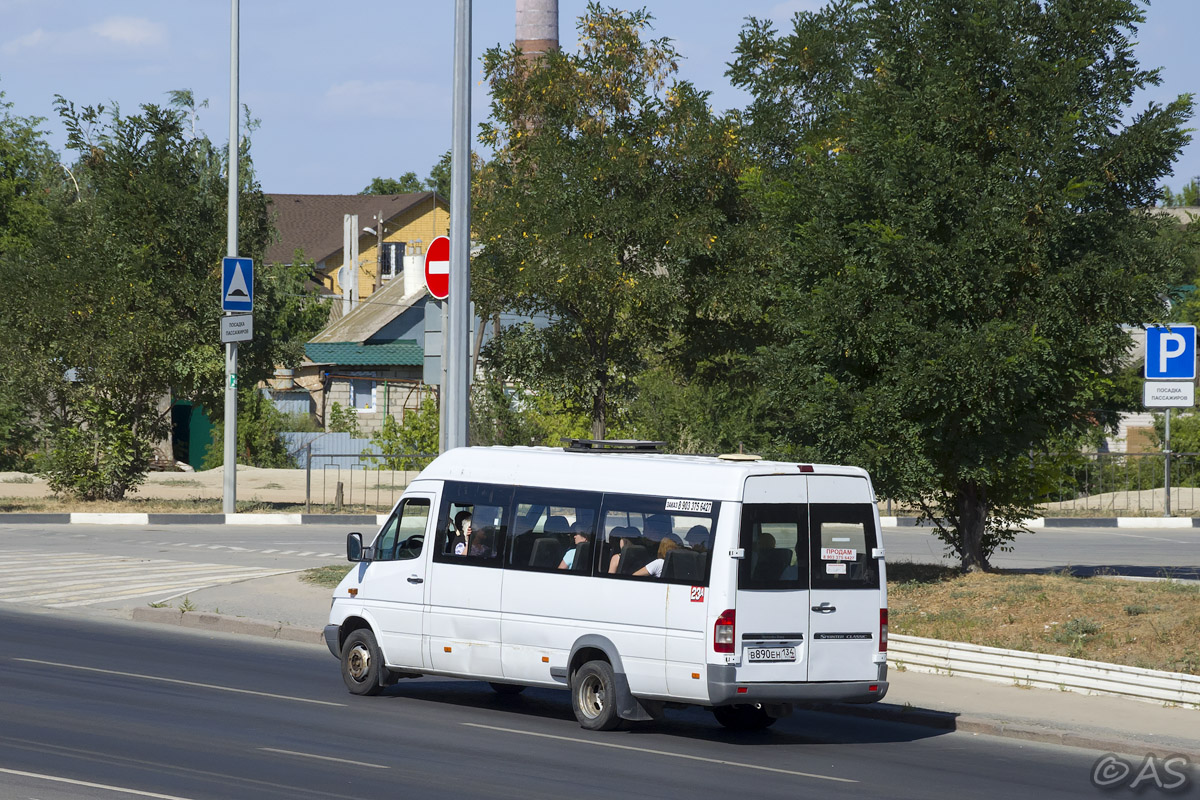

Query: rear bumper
left=707, top=664, right=888, bottom=706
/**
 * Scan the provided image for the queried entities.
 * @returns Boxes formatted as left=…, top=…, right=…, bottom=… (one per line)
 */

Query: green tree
left=1162, top=178, right=1200, bottom=207
left=474, top=4, right=739, bottom=439
left=425, top=150, right=452, bottom=199
left=368, top=398, right=439, bottom=470
left=0, top=86, right=60, bottom=468
left=328, top=402, right=362, bottom=437
left=729, top=0, right=1193, bottom=570
left=361, top=173, right=424, bottom=194
left=0, top=93, right=325, bottom=499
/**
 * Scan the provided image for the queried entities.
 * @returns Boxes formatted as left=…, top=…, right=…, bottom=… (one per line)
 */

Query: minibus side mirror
left=346, top=532, right=368, bottom=562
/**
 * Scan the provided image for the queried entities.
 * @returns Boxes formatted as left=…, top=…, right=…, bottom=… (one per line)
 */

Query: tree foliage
left=369, top=398, right=439, bottom=470
left=1162, top=178, right=1200, bottom=207
left=0, top=89, right=326, bottom=499
left=474, top=3, right=739, bottom=438
left=729, top=0, right=1193, bottom=569
left=361, top=173, right=424, bottom=194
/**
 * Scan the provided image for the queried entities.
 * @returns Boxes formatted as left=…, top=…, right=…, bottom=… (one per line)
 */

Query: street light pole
left=445, top=0, right=472, bottom=450
left=223, top=0, right=240, bottom=514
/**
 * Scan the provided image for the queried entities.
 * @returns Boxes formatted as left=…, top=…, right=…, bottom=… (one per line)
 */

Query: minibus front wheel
left=571, top=660, right=621, bottom=731
left=341, top=629, right=383, bottom=696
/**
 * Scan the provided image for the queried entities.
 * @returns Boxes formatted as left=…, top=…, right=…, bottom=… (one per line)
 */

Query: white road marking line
left=259, top=748, right=388, bottom=769
left=12, top=659, right=346, bottom=707
left=0, top=766, right=196, bottom=799
left=461, top=722, right=857, bottom=783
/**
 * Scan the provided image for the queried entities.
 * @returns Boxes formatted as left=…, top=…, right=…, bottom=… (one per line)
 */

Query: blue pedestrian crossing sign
left=1145, top=324, right=1196, bottom=379
left=222, top=257, right=254, bottom=313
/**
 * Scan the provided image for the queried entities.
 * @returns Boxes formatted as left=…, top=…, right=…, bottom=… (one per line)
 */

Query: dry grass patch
left=888, top=562, right=1200, bottom=675
left=302, top=564, right=353, bottom=589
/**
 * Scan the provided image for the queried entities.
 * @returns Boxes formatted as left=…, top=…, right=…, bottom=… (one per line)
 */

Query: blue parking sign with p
left=1145, top=324, right=1196, bottom=379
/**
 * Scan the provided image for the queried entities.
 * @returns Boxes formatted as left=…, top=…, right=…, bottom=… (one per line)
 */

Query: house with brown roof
left=295, top=268, right=436, bottom=436
left=266, top=191, right=450, bottom=306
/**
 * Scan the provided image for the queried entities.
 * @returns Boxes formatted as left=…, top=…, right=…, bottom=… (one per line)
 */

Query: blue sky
left=1, top=0, right=1196, bottom=196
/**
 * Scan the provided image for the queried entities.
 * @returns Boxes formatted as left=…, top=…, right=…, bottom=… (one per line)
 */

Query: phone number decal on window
left=665, top=498, right=713, bottom=513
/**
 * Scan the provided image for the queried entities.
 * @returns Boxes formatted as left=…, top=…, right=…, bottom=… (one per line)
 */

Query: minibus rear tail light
left=798, top=464, right=814, bottom=473
left=714, top=609, right=736, bottom=653
left=880, top=608, right=888, bottom=652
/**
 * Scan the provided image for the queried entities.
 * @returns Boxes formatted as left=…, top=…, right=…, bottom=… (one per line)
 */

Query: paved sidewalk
left=87, top=570, right=1200, bottom=760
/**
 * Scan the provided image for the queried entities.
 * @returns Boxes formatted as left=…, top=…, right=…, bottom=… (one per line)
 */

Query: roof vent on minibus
left=561, top=438, right=666, bottom=453
left=717, top=453, right=762, bottom=462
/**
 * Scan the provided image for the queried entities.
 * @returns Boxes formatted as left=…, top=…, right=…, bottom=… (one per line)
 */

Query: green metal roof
left=305, top=340, right=423, bottom=367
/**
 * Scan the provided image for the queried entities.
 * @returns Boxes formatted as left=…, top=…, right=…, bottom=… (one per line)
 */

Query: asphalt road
left=4, top=521, right=1197, bottom=576
left=882, top=525, right=1200, bottom=578
left=0, top=608, right=1124, bottom=800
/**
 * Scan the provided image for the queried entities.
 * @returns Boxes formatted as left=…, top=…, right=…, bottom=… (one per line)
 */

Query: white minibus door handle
left=811, top=602, right=836, bottom=613
left=407, top=575, right=424, bottom=584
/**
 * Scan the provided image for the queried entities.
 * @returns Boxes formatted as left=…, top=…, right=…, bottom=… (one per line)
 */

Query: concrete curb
left=124, top=606, right=1199, bottom=758
left=130, top=606, right=325, bottom=645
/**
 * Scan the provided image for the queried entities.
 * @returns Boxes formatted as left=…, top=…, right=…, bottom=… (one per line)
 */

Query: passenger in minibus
left=633, top=537, right=681, bottom=578
left=558, top=523, right=592, bottom=570
left=685, top=524, right=711, bottom=551
left=606, top=527, right=634, bottom=573
left=450, top=511, right=472, bottom=555
left=469, top=524, right=496, bottom=557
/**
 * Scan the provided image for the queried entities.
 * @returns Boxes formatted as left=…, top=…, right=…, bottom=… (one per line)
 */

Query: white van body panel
left=327, top=446, right=887, bottom=714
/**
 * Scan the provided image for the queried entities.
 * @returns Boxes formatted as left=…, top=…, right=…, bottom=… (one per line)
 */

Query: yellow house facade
left=266, top=192, right=450, bottom=302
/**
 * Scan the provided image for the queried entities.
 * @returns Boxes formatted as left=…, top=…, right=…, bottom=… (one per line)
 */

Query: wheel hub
left=347, top=644, right=371, bottom=681
left=580, top=675, right=605, bottom=718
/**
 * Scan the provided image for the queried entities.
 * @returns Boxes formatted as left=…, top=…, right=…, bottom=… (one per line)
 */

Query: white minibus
left=324, top=442, right=888, bottom=731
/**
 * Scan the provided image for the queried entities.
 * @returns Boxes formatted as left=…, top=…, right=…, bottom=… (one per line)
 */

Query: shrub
left=368, top=397, right=439, bottom=471
left=202, top=389, right=296, bottom=469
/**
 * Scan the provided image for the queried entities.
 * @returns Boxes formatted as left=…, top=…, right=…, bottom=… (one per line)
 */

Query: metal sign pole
left=1164, top=408, right=1172, bottom=518
left=223, top=0, right=239, bottom=515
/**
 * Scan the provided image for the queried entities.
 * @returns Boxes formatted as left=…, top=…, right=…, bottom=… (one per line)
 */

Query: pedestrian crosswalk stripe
left=0, top=552, right=295, bottom=608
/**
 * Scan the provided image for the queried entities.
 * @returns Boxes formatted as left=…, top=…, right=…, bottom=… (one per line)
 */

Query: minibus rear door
left=733, top=476, right=811, bottom=684
left=806, top=476, right=882, bottom=683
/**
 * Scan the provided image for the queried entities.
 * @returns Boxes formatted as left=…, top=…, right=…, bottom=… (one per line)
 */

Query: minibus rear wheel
left=341, top=629, right=383, bottom=696
left=712, top=704, right=776, bottom=731
left=571, top=660, right=621, bottom=731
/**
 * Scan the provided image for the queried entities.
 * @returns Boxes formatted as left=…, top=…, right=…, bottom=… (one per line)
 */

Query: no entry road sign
left=424, top=235, right=450, bottom=300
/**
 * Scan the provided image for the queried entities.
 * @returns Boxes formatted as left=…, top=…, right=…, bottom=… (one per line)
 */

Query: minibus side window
left=809, top=504, right=879, bottom=589
left=598, top=494, right=718, bottom=586
left=433, top=482, right=513, bottom=567
left=738, top=504, right=810, bottom=590
left=507, top=487, right=602, bottom=573
left=374, top=498, right=431, bottom=561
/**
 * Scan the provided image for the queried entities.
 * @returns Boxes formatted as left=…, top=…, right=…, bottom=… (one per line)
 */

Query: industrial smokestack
left=515, top=0, right=558, bottom=57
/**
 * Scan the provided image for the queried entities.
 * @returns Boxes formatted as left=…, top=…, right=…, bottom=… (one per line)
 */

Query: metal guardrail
left=889, top=633, right=1200, bottom=708
left=302, top=447, right=435, bottom=513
